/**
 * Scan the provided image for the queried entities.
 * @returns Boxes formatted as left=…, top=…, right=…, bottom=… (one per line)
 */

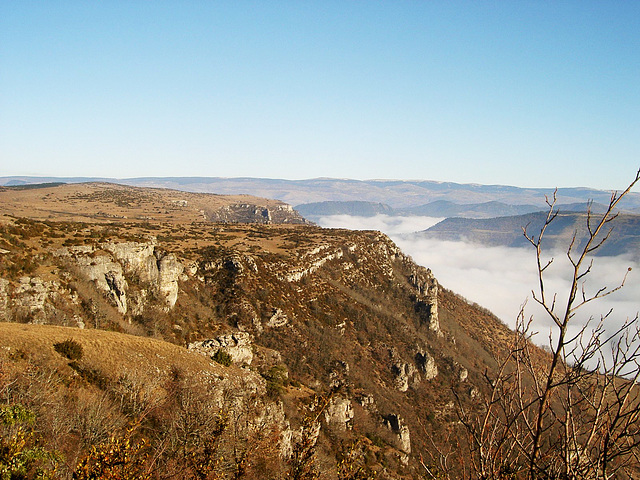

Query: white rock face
left=155, top=252, right=183, bottom=309
left=103, top=242, right=156, bottom=280
left=324, top=395, right=354, bottom=431
left=283, top=247, right=344, bottom=282
left=390, top=347, right=434, bottom=391
left=189, top=332, right=254, bottom=365
left=11, top=276, right=67, bottom=322
left=73, top=255, right=128, bottom=314
left=458, top=364, right=468, bottom=382
left=58, top=242, right=185, bottom=311
left=15, top=277, right=50, bottom=312
left=104, top=242, right=184, bottom=309
left=416, top=349, right=438, bottom=381
left=266, top=308, right=288, bottom=328
left=1, top=275, right=77, bottom=324
left=408, top=266, right=441, bottom=335
left=384, top=414, right=411, bottom=464
left=392, top=361, right=418, bottom=392
left=356, top=393, right=376, bottom=410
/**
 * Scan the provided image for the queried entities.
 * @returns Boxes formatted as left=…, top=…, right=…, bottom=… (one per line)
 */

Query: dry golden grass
left=0, top=322, right=226, bottom=384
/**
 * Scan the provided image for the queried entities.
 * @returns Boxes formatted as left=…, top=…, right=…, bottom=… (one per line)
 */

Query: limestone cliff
left=54, top=241, right=184, bottom=313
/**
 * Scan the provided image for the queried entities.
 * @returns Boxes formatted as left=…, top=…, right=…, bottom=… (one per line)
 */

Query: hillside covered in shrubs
left=4, top=181, right=636, bottom=479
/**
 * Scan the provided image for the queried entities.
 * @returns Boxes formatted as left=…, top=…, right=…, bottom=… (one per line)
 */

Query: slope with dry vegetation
left=2, top=180, right=637, bottom=479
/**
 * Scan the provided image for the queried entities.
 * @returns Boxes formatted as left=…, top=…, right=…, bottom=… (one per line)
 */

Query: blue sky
left=1, top=1, right=639, bottom=189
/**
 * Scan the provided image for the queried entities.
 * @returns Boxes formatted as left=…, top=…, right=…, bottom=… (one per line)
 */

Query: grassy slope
left=0, top=322, right=226, bottom=383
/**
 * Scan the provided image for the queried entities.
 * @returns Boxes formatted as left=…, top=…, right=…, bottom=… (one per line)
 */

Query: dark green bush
left=68, top=362, right=110, bottom=389
left=261, top=365, right=289, bottom=397
left=365, top=433, right=386, bottom=449
left=53, top=339, right=84, bottom=361
left=211, top=349, right=233, bottom=367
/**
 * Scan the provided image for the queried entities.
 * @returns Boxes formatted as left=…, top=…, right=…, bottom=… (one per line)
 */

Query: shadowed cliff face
left=0, top=214, right=513, bottom=478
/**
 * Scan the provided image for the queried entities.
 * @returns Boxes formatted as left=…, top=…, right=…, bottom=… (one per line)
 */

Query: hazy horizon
left=0, top=173, right=632, bottom=191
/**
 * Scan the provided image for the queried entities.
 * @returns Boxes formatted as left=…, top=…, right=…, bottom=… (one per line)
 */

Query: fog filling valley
left=316, top=214, right=640, bottom=358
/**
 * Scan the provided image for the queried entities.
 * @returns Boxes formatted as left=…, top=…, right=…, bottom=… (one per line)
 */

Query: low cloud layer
left=316, top=214, right=640, bottom=354
left=315, top=214, right=444, bottom=236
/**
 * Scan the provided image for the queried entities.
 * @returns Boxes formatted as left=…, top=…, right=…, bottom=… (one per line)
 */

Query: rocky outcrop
left=266, top=308, right=288, bottom=328
left=409, top=265, right=440, bottom=335
left=384, top=414, right=411, bottom=464
left=0, top=275, right=82, bottom=325
left=392, top=361, right=417, bottom=392
left=57, top=241, right=185, bottom=312
left=14, top=276, right=66, bottom=320
left=415, top=348, right=438, bottom=381
left=14, top=276, right=50, bottom=313
left=189, top=332, right=254, bottom=365
left=68, top=254, right=128, bottom=313
left=329, top=361, right=350, bottom=390
left=201, top=253, right=251, bottom=277
left=284, top=245, right=344, bottom=282
left=0, top=275, right=80, bottom=324
left=206, top=203, right=307, bottom=224
left=102, top=242, right=156, bottom=279
left=390, top=347, right=426, bottom=392
left=155, top=252, right=183, bottom=308
left=457, top=362, right=469, bottom=382
left=324, top=395, right=354, bottom=431
left=103, top=242, right=184, bottom=309
left=356, top=393, right=376, bottom=410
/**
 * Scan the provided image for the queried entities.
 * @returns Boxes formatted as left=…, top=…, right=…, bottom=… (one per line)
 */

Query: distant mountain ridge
left=3, top=175, right=640, bottom=211
left=295, top=201, right=395, bottom=217
left=416, top=211, right=640, bottom=258
left=398, top=200, right=540, bottom=218
left=295, top=199, right=618, bottom=220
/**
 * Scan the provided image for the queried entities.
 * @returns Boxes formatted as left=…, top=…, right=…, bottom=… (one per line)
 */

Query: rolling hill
left=418, top=210, right=640, bottom=258
left=4, top=175, right=640, bottom=211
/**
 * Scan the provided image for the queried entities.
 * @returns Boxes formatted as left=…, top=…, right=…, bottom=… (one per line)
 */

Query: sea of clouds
left=316, top=214, right=640, bottom=357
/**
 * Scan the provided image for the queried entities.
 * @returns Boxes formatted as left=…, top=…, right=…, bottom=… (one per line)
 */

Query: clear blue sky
left=1, top=1, right=638, bottom=189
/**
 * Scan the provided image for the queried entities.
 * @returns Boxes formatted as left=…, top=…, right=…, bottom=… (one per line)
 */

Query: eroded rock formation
left=324, top=395, right=354, bottom=431
left=55, top=241, right=185, bottom=313
left=189, top=332, right=254, bottom=365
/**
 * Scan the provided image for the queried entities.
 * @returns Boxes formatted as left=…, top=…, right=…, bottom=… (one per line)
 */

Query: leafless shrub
left=450, top=170, right=640, bottom=479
